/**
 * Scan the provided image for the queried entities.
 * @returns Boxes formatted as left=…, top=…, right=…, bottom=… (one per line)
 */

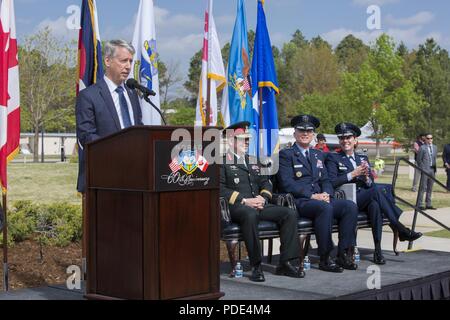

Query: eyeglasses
left=426, top=137, right=433, bottom=140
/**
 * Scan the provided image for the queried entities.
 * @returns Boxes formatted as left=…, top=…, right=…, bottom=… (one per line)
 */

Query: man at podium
left=220, top=121, right=303, bottom=282
left=76, top=39, right=143, bottom=192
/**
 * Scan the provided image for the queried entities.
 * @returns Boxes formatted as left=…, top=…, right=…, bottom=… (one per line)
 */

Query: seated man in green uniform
left=220, top=121, right=302, bottom=282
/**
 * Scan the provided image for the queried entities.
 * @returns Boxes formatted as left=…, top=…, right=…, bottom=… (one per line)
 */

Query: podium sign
left=154, top=140, right=218, bottom=192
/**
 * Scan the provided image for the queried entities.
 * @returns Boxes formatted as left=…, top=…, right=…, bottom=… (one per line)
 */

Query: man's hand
left=243, top=197, right=266, bottom=210
left=311, top=193, right=330, bottom=203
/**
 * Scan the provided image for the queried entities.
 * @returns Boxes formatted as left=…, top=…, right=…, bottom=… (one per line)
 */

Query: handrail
left=391, top=157, right=449, bottom=250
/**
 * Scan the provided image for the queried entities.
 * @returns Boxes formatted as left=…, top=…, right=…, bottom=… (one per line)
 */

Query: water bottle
left=354, top=247, right=360, bottom=263
left=304, top=256, right=311, bottom=271
left=235, top=262, right=243, bottom=278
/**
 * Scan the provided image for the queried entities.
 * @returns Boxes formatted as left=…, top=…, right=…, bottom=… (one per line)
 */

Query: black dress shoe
left=276, top=261, right=302, bottom=278
left=398, top=229, right=423, bottom=242
left=336, top=252, right=358, bottom=270
left=298, top=269, right=306, bottom=278
left=319, top=256, right=344, bottom=273
left=418, top=206, right=426, bottom=210
left=426, top=206, right=437, bottom=210
left=249, top=265, right=265, bottom=282
left=373, top=249, right=386, bottom=265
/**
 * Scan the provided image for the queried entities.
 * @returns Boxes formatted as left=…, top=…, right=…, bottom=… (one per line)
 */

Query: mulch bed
left=0, top=240, right=82, bottom=290
left=0, top=240, right=243, bottom=290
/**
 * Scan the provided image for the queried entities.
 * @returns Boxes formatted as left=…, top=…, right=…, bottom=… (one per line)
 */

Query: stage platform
left=0, top=248, right=448, bottom=300
left=220, top=248, right=450, bottom=300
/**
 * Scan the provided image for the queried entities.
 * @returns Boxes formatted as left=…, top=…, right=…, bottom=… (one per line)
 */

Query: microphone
left=125, top=78, right=167, bottom=125
left=126, top=78, right=156, bottom=97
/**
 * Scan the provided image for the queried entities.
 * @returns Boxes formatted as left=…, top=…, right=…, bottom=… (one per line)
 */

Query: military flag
left=76, top=0, right=103, bottom=94
left=251, top=0, right=280, bottom=157
left=0, top=0, right=20, bottom=194
left=195, top=0, right=226, bottom=127
left=222, top=0, right=257, bottom=154
left=131, top=0, right=161, bottom=125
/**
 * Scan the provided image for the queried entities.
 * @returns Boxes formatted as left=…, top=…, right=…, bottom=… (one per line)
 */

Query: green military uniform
left=220, top=152, right=300, bottom=267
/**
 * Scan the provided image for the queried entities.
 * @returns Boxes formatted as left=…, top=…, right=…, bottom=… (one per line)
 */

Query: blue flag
left=251, top=0, right=280, bottom=157
left=225, top=0, right=256, bottom=135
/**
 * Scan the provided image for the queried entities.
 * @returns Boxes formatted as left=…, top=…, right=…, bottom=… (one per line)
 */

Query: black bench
left=220, top=192, right=399, bottom=277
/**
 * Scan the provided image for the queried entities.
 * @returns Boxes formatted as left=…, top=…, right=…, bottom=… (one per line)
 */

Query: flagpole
left=205, top=0, right=213, bottom=127
left=2, top=193, right=8, bottom=291
left=258, top=87, right=264, bottom=157
left=206, top=79, right=212, bottom=126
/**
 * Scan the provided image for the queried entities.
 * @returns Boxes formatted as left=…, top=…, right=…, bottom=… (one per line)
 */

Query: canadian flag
left=0, top=0, right=20, bottom=193
left=197, top=154, right=209, bottom=173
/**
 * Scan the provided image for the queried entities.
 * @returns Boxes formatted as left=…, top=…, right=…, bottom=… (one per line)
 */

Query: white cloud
left=322, top=26, right=443, bottom=49
left=322, top=28, right=382, bottom=47
left=352, top=0, right=400, bottom=6
left=386, top=11, right=435, bottom=27
left=35, top=16, right=78, bottom=42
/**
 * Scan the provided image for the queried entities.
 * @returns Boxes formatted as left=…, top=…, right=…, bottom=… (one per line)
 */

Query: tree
left=412, top=38, right=450, bottom=146
left=290, top=29, right=308, bottom=48
left=335, top=34, right=369, bottom=72
left=166, top=98, right=196, bottom=125
left=290, top=42, right=340, bottom=95
left=341, top=34, right=425, bottom=156
left=310, top=36, right=331, bottom=50
left=158, top=60, right=182, bottom=107
left=19, top=28, right=76, bottom=162
left=183, top=49, right=202, bottom=99
left=294, top=92, right=349, bottom=133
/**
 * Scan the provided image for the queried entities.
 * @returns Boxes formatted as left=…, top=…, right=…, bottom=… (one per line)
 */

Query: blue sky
left=13, top=0, right=450, bottom=95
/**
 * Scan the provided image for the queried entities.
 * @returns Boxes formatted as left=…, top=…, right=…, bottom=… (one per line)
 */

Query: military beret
left=223, top=121, right=252, bottom=139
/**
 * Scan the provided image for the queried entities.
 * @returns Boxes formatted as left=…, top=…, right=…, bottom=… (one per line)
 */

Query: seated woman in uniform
left=325, top=123, right=422, bottom=265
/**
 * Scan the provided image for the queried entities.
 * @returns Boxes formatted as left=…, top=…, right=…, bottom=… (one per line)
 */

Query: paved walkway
left=264, top=207, right=450, bottom=256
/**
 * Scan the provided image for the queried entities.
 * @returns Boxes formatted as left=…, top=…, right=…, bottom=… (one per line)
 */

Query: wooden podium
left=84, top=126, right=223, bottom=300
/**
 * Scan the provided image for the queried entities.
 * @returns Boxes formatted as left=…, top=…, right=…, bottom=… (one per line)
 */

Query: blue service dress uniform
left=220, top=153, right=300, bottom=267
left=325, top=151, right=403, bottom=242
left=277, top=144, right=358, bottom=257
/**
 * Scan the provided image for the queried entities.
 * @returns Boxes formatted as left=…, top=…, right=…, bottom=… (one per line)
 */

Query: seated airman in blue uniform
left=325, top=122, right=423, bottom=264
left=277, top=115, right=359, bottom=273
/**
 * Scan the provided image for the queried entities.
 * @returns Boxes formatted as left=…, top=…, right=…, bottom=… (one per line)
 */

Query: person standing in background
left=443, top=143, right=450, bottom=190
left=412, top=134, right=426, bottom=192
left=417, top=134, right=438, bottom=210
left=314, top=134, right=330, bottom=153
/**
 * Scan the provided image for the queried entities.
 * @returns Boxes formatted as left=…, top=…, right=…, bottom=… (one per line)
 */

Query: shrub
left=0, top=201, right=82, bottom=248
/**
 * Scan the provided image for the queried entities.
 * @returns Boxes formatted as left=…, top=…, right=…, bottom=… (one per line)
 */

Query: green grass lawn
left=6, top=162, right=81, bottom=205
left=3, top=161, right=449, bottom=211
left=425, top=229, right=450, bottom=239
left=377, top=172, right=450, bottom=210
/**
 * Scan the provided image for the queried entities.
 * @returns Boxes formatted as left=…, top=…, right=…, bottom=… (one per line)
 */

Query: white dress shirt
left=104, top=75, right=135, bottom=129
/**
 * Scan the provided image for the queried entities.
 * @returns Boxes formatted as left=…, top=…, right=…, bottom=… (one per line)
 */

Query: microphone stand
left=142, top=94, right=167, bottom=125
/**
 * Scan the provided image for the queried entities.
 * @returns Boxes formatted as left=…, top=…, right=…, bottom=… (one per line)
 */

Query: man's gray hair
left=104, top=40, right=135, bottom=58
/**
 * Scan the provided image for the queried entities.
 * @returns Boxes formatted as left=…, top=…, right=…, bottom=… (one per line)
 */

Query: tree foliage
left=19, top=27, right=76, bottom=162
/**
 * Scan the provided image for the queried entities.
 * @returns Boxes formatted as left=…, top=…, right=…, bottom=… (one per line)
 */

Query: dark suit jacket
left=277, top=144, right=333, bottom=207
left=325, top=151, right=375, bottom=190
left=76, top=78, right=143, bottom=192
left=443, top=144, right=450, bottom=168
